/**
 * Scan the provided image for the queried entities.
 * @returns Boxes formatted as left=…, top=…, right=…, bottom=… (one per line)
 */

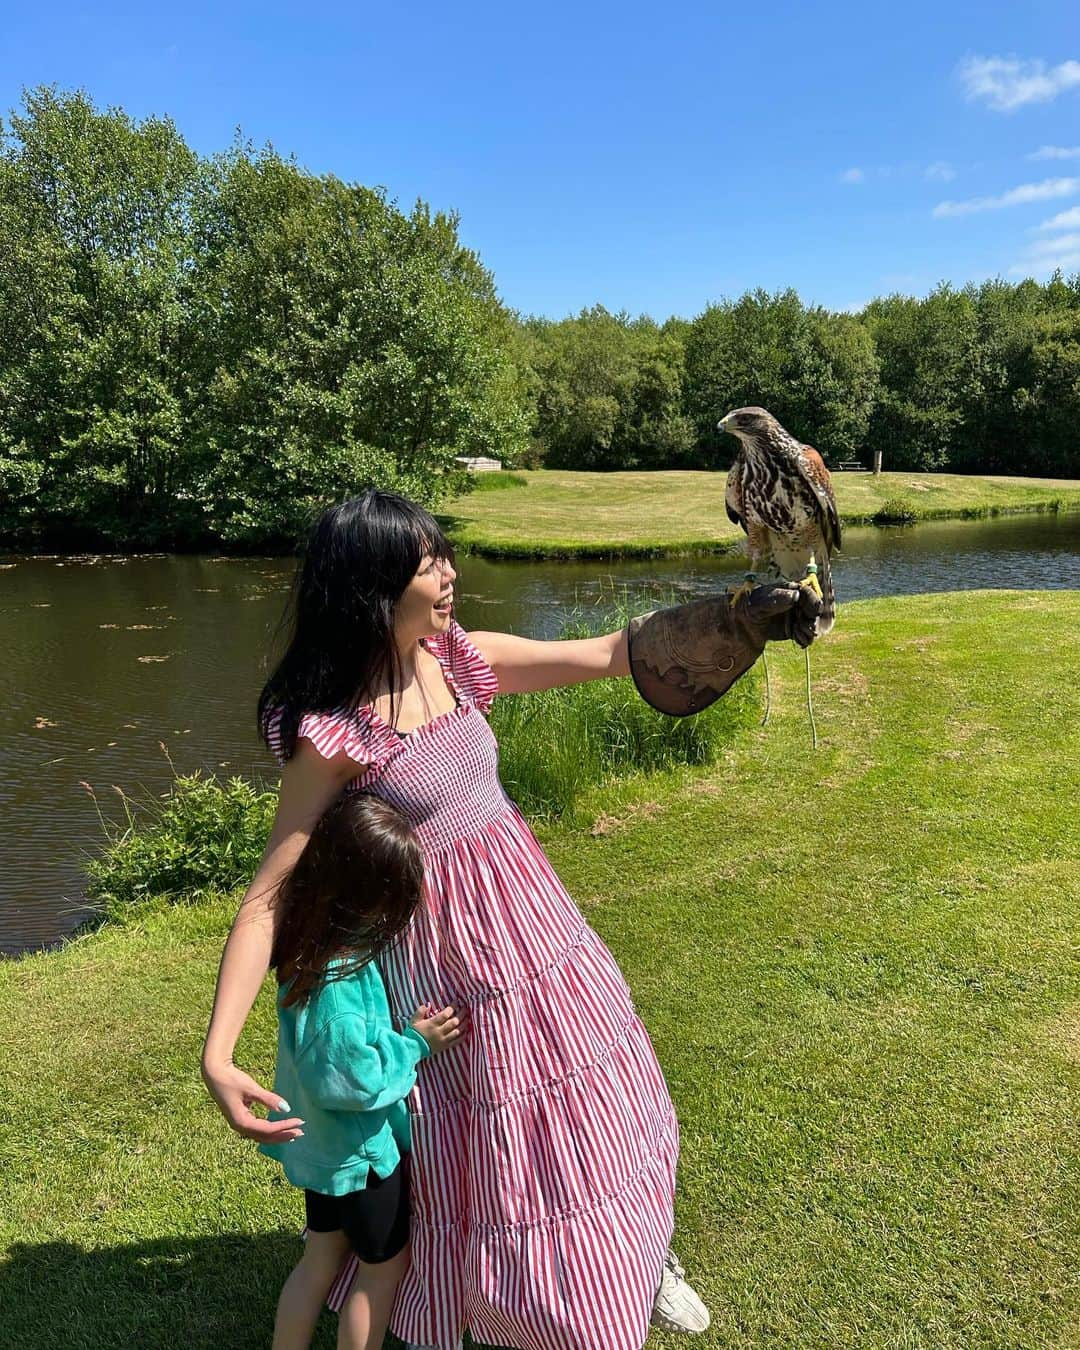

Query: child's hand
left=410, top=1003, right=466, bottom=1055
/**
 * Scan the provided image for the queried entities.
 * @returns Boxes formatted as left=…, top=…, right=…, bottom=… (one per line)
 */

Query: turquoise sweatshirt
left=259, top=957, right=430, bottom=1196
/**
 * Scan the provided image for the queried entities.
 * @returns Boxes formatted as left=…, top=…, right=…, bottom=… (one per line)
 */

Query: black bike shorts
left=304, top=1155, right=410, bottom=1264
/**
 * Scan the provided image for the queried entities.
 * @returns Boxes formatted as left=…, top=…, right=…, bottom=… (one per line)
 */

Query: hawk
left=719, top=407, right=840, bottom=635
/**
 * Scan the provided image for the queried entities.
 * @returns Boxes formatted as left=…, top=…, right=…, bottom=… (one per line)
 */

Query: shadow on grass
left=2, top=1231, right=314, bottom=1350
left=0, top=1232, right=508, bottom=1349
left=433, top=509, right=470, bottom=541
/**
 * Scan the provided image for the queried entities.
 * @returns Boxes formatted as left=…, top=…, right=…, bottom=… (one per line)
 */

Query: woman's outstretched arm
left=201, top=740, right=358, bottom=1141
left=468, top=628, right=629, bottom=696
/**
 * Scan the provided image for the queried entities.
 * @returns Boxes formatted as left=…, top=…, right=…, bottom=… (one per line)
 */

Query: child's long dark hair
left=258, top=487, right=455, bottom=760
left=269, top=793, right=424, bottom=1008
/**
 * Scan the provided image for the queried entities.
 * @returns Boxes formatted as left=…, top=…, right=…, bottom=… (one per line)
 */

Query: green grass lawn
left=3, top=591, right=1079, bottom=1348
left=441, top=470, right=1080, bottom=557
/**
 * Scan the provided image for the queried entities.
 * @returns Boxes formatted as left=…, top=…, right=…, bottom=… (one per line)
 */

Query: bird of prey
left=719, top=406, right=840, bottom=635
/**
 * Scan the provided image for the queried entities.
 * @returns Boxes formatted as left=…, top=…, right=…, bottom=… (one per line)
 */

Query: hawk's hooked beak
left=717, top=414, right=734, bottom=433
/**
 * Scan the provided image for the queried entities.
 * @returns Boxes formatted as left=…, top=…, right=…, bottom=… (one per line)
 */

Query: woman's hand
left=201, top=1057, right=306, bottom=1143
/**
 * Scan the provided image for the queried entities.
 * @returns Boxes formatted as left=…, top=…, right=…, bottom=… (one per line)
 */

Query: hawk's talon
left=729, top=572, right=757, bottom=606
left=799, top=572, right=824, bottom=602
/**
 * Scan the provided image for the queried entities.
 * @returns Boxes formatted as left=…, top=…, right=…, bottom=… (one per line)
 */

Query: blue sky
left=3, top=1, right=1078, bottom=318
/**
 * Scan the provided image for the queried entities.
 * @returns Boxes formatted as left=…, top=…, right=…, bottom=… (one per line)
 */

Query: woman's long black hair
left=269, top=793, right=424, bottom=1008
left=258, top=487, right=455, bottom=760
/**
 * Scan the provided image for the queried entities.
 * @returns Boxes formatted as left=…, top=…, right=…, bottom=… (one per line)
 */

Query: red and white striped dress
left=272, top=622, right=677, bottom=1350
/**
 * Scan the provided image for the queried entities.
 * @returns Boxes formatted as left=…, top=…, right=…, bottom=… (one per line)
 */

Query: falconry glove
left=627, top=583, right=822, bottom=717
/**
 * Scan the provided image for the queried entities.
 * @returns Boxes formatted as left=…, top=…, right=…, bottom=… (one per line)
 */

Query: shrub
left=469, top=472, right=529, bottom=493
left=84, top=772, right=276, bottom=918
left=872, top=497, right=919, bottom=525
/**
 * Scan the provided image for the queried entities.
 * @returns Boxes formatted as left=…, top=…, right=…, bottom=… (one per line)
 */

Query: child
left=259, top=792, right=464, bottom=1350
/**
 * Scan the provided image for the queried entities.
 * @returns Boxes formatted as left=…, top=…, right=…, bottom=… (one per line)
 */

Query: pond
left=2, top=510, right=1078, bottom=956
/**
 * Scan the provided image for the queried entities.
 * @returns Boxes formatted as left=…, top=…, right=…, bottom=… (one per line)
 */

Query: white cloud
left=1037, top=205, right=1080, bottom=231
left=839, top=167, right=865, bottom=184
left=959, top=55, right=1080, bottom=112
left=933, top=176, right=1080, bottom=217
left=1009, top=253, right=1080, bottom=277
left=1010, top=228, right=1080, bottom=276
left=925, top=161, right=956, bottom=181
left=1026, top=231, right=1080, bottom=258
left=1010, top=238, right=1080, bottom=276
left=1029, top=145, right=1080, bottom=160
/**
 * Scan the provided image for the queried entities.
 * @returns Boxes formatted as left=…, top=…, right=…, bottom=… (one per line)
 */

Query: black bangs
left=424, top=526, right=456, bottom=568
left=393, top=494, right=453, bottom=569
left=368, top=494, right=454, bottom=579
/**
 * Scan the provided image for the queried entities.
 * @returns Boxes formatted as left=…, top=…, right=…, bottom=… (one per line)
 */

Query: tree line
left=1, top=89, right=1077, bottom=550
left=523, top=282, right=1080, bottom=478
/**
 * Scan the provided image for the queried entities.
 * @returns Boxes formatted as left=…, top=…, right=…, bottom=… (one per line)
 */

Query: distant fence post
left=873, top=450, right=883, bottom=476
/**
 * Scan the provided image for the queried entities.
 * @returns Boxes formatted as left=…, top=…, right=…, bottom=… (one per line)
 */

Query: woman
left=202, top=488, right=816, bottom=1350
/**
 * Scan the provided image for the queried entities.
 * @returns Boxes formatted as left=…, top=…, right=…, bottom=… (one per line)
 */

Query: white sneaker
left=649, top=1249, right=711, bottom=1334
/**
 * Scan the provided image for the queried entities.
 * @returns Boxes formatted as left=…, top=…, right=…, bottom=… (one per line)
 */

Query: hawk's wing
left=725, top=453, right=747, bottom=531
left=795, top=444, right=841, bottom=553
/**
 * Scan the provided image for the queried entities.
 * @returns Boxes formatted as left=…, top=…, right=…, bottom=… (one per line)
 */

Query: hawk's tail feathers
left=816, top=552, right=836, bottom=636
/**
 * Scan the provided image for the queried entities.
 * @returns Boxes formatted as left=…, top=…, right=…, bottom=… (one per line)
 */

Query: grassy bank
left=2, top=591, right=1079, bottom=1347
left=442, top=469, right=1080, bottom=558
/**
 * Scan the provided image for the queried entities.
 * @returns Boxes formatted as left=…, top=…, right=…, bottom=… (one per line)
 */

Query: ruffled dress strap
left=266, top=702, right=399, bottom=784
left=422, top=619, right=499, bottom=715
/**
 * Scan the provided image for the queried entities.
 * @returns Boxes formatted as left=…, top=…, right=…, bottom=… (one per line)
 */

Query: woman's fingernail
left=277, top=1098, right=291, bottom=1112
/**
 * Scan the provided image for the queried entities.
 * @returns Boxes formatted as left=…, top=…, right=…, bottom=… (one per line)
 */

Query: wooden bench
left=834, top=459, right=868, bottom=472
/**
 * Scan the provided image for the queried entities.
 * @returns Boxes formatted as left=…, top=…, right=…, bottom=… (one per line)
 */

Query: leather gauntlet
left=626, top=583, right=822, bottom=717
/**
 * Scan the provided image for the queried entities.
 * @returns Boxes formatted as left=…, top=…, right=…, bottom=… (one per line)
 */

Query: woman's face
left=394, top=550, right=457, bottom=644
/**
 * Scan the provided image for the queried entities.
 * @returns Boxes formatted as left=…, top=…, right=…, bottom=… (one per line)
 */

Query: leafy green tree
left=684, top=289, right=878, bottom=464
left=1015, top=306, right=1080, bottom=476
left=804, top=310, right=880, bottom=459
left=863, top=285, right=981, bottom=471
left=951, top=276, right=1080, bottom=475
left=0, top=89, right=529, bottom=547
left=527, top=307, right=694, bottom=469
left=0, top=87, right=200, bottom=541
left=864, top=278, right=1080, bottom=475
left=184, top=145, right=528, bottom=544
